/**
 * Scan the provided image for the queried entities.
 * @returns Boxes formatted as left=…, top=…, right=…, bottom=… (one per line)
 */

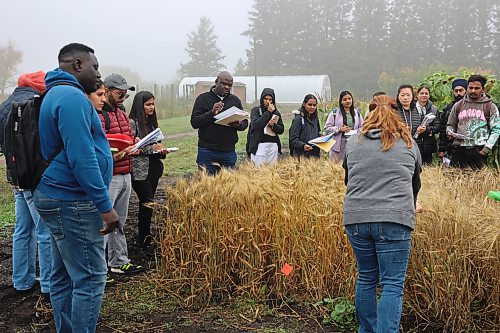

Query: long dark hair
left=396, top=84, right=416, bottom=110
left=338, top=90, right=355, bottom=125
left=299, top=94, right=318, bottom=117
left=129, top=91, right=157, bottom=138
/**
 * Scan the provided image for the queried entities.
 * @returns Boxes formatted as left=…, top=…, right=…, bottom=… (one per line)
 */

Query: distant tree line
left=235, top=0, right=499, bottom=98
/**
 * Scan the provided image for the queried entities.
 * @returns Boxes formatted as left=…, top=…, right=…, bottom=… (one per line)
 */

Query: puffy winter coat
left=98, top=102, right=133, bottom=175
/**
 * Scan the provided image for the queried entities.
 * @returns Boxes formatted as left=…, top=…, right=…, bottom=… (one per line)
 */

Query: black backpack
left=3, top=84, right=68, bottom=190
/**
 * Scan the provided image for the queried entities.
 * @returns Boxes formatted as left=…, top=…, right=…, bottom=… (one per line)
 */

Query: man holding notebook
left=190, top=71, right=248, bottom=175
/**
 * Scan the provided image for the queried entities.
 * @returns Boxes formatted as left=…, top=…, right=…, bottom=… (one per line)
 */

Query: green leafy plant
left=419, top=68, right=499, bottom=109
left=419, top=68, right=500, bottom=168
left=315, top=297, right=357, bottom=331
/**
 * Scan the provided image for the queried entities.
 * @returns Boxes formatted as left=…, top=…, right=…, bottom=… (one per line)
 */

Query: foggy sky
left=2, top=0, right=252, bottom=83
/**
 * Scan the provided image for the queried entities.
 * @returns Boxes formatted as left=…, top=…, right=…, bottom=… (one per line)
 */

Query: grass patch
left=162, top=135, right=199, bottom=176
left=0, top=167, right=15, bottom=230
left=158, top=115, right=193, bottom=134
left=156, top=110, right=306, bottom=177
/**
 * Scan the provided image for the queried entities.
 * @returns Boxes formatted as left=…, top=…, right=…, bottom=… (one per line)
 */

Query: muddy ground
left=0, top=178, right=350, bottom=333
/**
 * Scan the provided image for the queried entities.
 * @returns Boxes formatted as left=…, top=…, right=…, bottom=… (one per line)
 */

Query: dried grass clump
left=404, top=167, right=499, bottom=331
left=157, top=158, right=354, bottom=303
left=155, top=159, right=499, bottom=331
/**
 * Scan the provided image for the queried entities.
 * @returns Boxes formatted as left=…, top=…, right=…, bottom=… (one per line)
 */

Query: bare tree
left=0, top=40, right=22, bottom=95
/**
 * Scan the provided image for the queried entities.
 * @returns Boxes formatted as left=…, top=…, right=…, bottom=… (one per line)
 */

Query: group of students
left=0, top=44, right=171, bottom=333
left=3, top=49, right=498, bottom=333
left=242, top=75, right=498, bottom=333
left=246, top=76, right=499, bottom=171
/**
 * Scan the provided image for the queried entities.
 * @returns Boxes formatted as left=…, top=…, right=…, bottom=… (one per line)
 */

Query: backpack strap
left=484, top=101, right=492, bottom=120
left=454, top=99, right=465, bottom=116
left=40, top=83, right=78, bottom=163
left=46, top=145, right=63, bottom=165
left=331, top=108, right=337, bottom=123
left=101, top=109, right=111, bottom=133
left=455, top=98, right=493, bottom=130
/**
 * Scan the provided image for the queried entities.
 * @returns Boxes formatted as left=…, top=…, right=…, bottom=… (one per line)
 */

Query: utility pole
left=253, top=35, right=258, bottom=103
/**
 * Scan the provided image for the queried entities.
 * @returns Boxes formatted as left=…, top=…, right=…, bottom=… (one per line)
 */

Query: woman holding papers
left=289, top=94, right=321, bottom=158
left=414, top=85, right=440, bottom=164
left=246, top=88, right=285, bottom=165
left=324, top=91, right=364, bottom=162
left=129, top=91, right=167, bottom=248
left=343, top=95, right=421, bottom=333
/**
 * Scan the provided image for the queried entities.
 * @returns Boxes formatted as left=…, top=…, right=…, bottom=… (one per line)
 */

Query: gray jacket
left=342, top=130, right=422, bottom=230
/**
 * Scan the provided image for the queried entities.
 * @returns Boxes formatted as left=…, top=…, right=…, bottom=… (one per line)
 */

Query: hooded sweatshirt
left=37, top=69, right=113, bottom=213
left=246, top=88, right=285, bottom=155
left=447, top=93, right=500, bottom=150
left=343, top=130, right=422, bottom=230
left=289, top=110, right=321, bottom=158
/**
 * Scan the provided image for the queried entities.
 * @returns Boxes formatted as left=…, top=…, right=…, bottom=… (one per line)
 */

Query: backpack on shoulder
left=3, top=85, right=68, bottom=190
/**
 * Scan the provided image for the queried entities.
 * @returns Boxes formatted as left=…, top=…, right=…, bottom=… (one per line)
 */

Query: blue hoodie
left=37, top=69, right=113, bottom=213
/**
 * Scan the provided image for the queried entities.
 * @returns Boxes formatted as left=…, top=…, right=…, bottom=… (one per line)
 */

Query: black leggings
left=132, top=158, right=163, bottom=243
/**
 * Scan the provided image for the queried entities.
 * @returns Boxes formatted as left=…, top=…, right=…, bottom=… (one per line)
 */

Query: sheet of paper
left=308, top=133, right=336, bottom=152
left=345, top=130, right=358, bottom=137
left=313, top=139, right=336, bottom=152
left=130, top=128, right=164, bottom=152
left=308, top=133, right=335, bottom=144
left=264, top=125, right=276, bottom=136
left=213, top=106, right=249, bottom=126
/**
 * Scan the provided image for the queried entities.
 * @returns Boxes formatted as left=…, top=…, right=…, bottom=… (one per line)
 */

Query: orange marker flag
left=281, top=263, right=293, bottom=276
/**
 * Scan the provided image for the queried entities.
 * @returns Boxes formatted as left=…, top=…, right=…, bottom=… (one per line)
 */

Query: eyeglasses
left=111, top=89, right=127, bottom=99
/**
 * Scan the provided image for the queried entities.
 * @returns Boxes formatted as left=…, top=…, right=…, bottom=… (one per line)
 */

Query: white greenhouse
left=178, top=75, right=332, bottom=104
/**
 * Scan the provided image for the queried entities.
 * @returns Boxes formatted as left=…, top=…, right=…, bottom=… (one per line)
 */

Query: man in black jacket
left=190, top=71, right=248, bottom=175
left=0, top=72, right=53, bottom=298
left=437, top=78, right=467, bottom=162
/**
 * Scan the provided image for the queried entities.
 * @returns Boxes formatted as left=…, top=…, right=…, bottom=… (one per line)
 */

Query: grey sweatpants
left=105, top=173, right=132, bottom=268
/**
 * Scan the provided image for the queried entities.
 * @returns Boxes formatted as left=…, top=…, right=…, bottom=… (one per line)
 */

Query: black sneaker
left=110, top=262, right=144, bottom=274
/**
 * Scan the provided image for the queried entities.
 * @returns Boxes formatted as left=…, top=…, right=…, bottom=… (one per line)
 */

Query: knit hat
left=17, top=71, right=46, bottom=93
left=451, top=78, right=467, bottom=90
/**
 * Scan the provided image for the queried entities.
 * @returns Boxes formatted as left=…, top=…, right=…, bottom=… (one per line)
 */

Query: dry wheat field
left=154, top=159, right=499, bottom=332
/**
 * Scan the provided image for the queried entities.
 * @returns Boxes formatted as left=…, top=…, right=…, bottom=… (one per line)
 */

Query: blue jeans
left=196, top=147, right=237, bottom=175
left=33, top=189, right=106, bottom=333
left=12, top=189, right=52, bottom=293
left=344, top=222, right=411, bottom=333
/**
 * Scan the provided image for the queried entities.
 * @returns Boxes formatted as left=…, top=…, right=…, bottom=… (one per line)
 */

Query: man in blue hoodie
left=33, top=43, right=119, bottom=333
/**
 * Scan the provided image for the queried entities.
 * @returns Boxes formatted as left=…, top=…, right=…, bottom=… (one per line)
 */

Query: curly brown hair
left=360, top=95, right=413, bottom=151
